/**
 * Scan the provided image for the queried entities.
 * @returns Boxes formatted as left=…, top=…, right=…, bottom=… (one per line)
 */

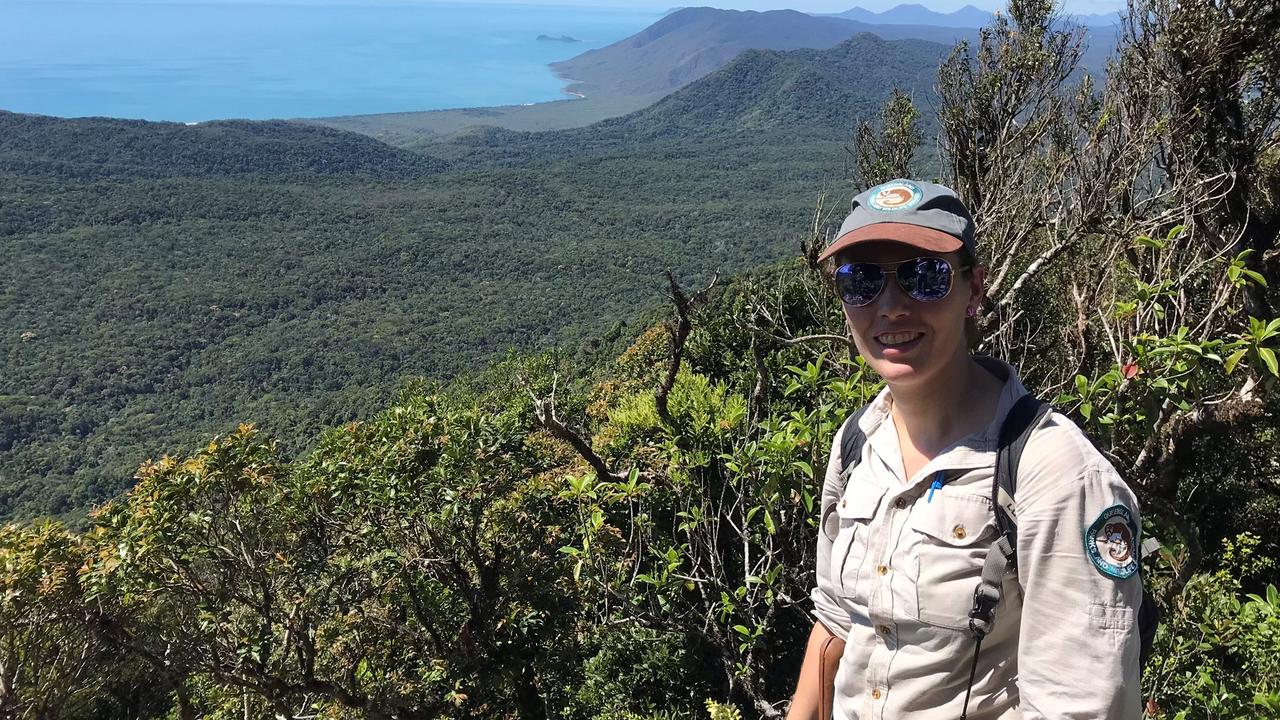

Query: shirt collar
left=855, top=356, right=1031, bottom=481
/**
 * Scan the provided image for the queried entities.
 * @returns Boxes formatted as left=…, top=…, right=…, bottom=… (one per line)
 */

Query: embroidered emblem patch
left=1085, top=505, right=1140, bottom=579
left=867, top=180, right=924, bottom=213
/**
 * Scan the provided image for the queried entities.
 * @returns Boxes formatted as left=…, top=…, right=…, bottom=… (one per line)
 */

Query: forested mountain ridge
left=427, top=34, right=945, bottom=166
left=0, top=112, right=448, bottom=180
left=612, top=34, right=945, bottom=135
left=0, top=35, right=941, bottom=523
left=549, top=6, right=970, bottom=100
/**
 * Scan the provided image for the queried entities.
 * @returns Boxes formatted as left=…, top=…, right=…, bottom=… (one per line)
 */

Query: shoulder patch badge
left=1085, top=505, right=1140, bottom=579
left=867, top=180, right=924, bottom=213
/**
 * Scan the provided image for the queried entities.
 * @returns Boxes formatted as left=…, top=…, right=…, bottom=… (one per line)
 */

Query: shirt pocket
left=829, top=483, right=885, bottom=600
left=906, top=493, right=997, bottom=630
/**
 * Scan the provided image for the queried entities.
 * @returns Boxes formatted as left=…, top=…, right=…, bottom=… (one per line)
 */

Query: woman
left=787, top=180, right=1144, bottom=719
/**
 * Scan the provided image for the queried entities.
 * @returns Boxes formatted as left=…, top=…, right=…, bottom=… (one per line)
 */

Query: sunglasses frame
left=834, top=256, right=972, bottom=308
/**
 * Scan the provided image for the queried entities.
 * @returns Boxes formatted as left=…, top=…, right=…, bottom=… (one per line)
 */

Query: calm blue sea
left=0, top=0, right=662, bottom=121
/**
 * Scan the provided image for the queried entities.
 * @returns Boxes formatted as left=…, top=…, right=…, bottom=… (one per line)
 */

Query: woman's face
left=834, top=241, right=984, bottom=389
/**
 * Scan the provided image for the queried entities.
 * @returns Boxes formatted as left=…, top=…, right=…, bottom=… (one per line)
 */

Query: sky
left=100, top=0, right=1129, bottom=16
left=445, top=0, right=1128, bottom=14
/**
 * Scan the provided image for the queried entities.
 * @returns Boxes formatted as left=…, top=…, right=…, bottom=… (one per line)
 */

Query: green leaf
left=1259, top=347, right=1279, bottom=377
left=1225, top=348, right=1248, bottom=374
left=1134, top=234, right=1165, bottom=249
left=732, top=624, right=751, bottom=637
left=1074, top=374, right=1089, bottom=397
left=1244, top=269, right=1268, bottom=287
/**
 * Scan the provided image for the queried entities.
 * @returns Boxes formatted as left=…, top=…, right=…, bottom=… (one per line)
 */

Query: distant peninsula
left=537, top=34, right=580, bottom=43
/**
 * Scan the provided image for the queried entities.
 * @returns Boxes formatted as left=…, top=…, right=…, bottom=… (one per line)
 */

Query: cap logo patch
left=867, top=181, right=924, bottom=213
left=1085, top=505, right=1140, bottom=579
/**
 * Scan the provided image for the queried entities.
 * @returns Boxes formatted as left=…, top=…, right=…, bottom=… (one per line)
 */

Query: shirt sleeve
left=1014, top=415, right=1144, bottom=720
left=810, top=417, right=853, bottom=639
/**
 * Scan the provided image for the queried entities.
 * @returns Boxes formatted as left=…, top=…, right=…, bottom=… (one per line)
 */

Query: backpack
left=834, top=394, right=1159, bottom=717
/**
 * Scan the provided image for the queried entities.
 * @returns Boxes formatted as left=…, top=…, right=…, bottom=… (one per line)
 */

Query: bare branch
left=524, top=376, right=630, bottom=483
left=655, top=271, right=718, bottom=427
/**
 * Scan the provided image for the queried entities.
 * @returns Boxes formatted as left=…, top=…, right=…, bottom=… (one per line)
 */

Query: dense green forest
left=2, top=1, right=1279, bottom=718
left=0, top=33, right=943, bottom=523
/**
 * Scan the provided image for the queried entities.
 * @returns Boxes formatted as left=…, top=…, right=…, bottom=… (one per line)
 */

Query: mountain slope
left=0, top=112, right=448, bottom=180
left=549, top=6, right=970, bottom=99
left=615, top=33, right=946, bottom=135
left=431, top=32, right=946, bottom=167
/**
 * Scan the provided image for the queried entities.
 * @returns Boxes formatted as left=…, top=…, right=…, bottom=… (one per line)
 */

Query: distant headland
left=537, top=34, right=580, bottom=43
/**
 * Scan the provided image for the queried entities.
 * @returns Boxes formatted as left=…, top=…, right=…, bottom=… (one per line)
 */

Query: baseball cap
left=817, top=179, right=976, bottom=263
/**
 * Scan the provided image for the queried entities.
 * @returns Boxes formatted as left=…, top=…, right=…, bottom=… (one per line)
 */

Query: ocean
left=0, top=0, right=663, bottom=122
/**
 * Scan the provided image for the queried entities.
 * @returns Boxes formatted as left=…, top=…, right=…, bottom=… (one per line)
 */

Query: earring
left=965, top=306, right=977, bottom=318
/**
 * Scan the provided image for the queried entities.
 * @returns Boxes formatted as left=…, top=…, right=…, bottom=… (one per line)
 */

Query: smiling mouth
left=875, top=331, right=923, bottom=347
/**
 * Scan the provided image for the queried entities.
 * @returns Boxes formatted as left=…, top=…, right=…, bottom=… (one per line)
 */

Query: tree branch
left=655, top=271, right=718, bottom=427
left=525, top=375, right=630, bottom=483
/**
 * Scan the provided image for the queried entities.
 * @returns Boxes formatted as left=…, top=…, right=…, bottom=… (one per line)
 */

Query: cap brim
left=817, top=222, right=964, bottom=263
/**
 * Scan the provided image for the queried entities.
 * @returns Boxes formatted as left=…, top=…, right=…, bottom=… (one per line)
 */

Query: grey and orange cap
left=817, top=179, right=976, bottom=263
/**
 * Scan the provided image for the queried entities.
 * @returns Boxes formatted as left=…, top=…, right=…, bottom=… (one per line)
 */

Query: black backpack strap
left=968, top=394, right=1052, bottom=635
left=991, top=394, right=1053, bottom=566
left=968, top=395, right=1052, bottom=638
left=838, top=404, right=872, bottom=481
left=820, top=405, right=871, bottom=543
left=963, top=393, right=1052, bottom=720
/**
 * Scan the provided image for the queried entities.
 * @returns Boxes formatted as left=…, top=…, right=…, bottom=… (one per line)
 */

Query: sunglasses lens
left=836, top=263, right=885, bottom=306
left=899, top=257, right=953, bottom=302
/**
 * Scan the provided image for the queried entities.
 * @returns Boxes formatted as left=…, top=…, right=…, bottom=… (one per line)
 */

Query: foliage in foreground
left=2, top=243, right=1279, bottom=718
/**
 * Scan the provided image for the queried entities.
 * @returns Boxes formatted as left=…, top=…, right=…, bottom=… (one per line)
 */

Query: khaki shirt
left=810, top=358, right=1143, bottom=719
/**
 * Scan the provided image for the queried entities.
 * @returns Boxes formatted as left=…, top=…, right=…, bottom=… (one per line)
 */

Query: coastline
left=302, top=61, right=665, bottom=143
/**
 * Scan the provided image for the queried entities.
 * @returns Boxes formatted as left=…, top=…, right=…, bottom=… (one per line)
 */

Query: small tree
left=0, top=522, right=103, bottom=718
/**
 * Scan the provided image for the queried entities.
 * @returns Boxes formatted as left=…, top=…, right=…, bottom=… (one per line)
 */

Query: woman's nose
left=874, top=275, right=912, bottom=317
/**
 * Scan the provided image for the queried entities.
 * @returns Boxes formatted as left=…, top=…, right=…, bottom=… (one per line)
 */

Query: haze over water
left=0, top=1, right=662, bottom=122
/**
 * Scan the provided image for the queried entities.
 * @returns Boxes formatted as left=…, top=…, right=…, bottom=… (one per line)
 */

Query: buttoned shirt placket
left=856, top=407, right=999, bottom=719
left=861, top=412, right=911, bottom=719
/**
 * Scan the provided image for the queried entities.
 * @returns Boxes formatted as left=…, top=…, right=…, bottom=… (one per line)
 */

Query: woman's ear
left=966, top=265, right=987, bottom=316
left=964, top=264, right=987, bottom=350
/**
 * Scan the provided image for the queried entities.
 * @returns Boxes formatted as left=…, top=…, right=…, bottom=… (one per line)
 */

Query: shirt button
left=893, top=498, right=907, bottom=509
left=953, top=524, right=968, bottom=540
left=871, top=688, right=882, bottom=700
left=841, top=498, right=847, bottom=508
left=876, top=564, right=889, bottom=576
left=877, top=624, right=892, bottom=636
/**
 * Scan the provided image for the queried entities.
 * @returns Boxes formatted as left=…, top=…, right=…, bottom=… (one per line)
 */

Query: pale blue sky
left=139, top=1, right=1128, bottom=16
left=449, top=1, right=1128, bottom=14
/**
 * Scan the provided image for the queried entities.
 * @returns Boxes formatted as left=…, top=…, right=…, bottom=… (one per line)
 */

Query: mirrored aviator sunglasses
left=834, top=256, right=966, bottom=307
